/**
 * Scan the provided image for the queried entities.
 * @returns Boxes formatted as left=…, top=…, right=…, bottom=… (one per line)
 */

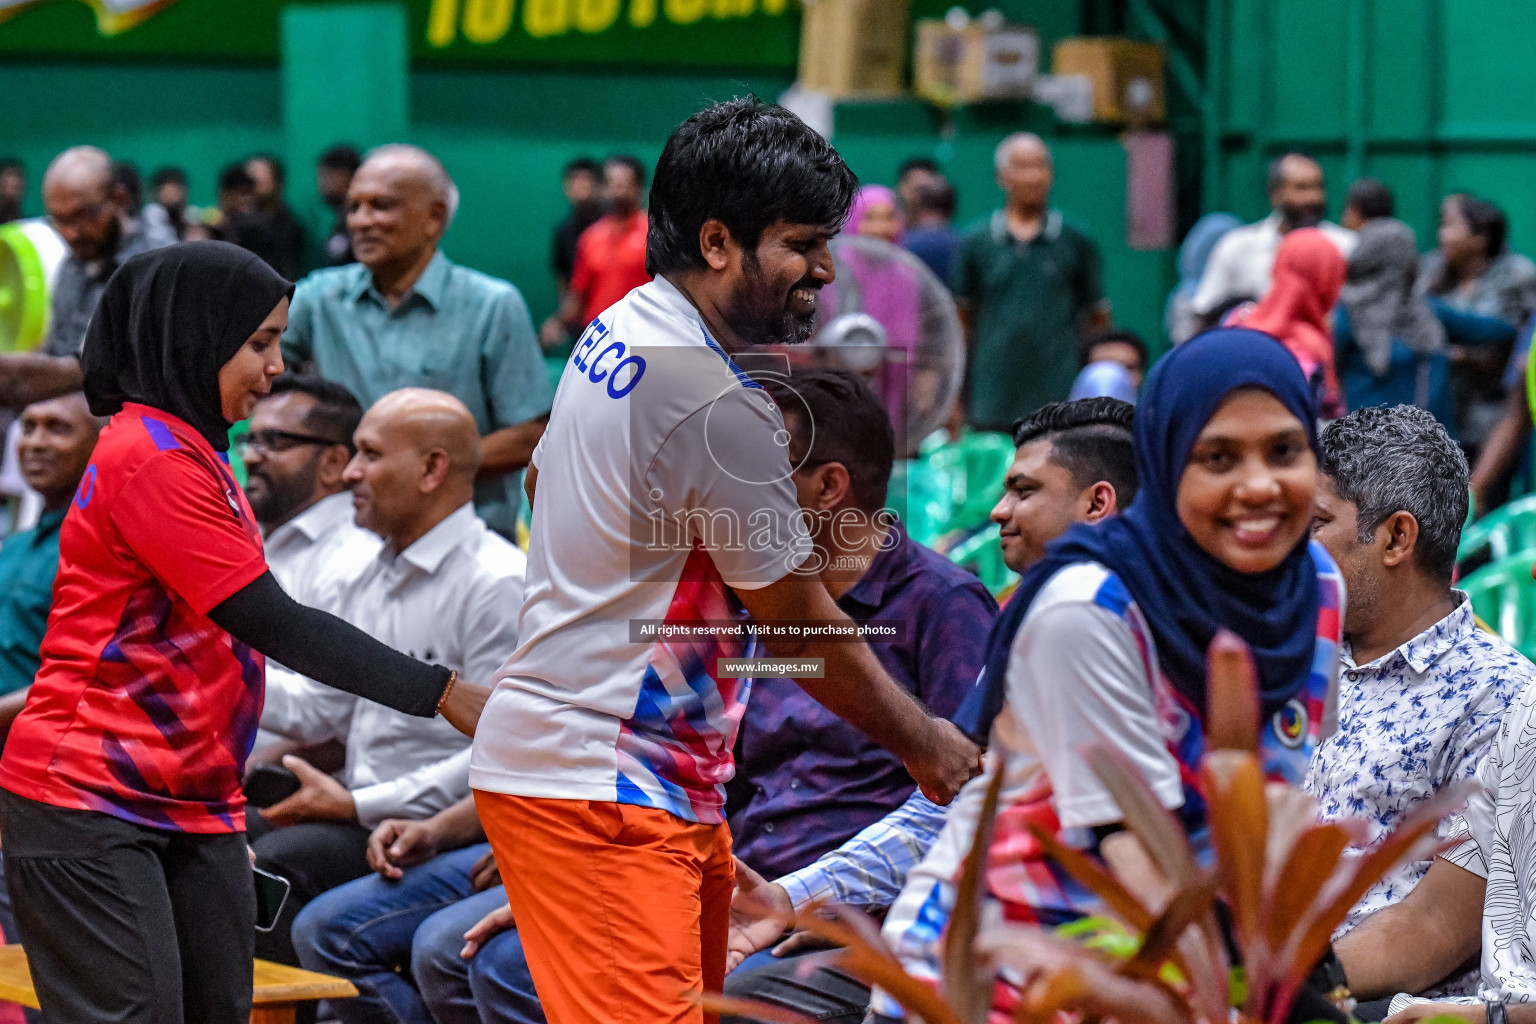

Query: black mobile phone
left=253, top=866, right=291, bottom=932
left=244, top=764, right=301, bottom=808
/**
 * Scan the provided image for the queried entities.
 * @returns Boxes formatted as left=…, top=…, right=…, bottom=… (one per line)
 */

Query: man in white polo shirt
left=469, top=98, right=979, bottom=1024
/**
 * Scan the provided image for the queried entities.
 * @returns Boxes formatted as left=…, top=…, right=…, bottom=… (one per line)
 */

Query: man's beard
left=722, top=253, right=819, bottom=348
left=1281, top=203, right=1324, bottom=230
left=247, top=459, right=321, bottom=529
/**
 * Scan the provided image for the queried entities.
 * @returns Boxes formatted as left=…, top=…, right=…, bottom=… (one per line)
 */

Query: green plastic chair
left=1461, top=554, right=1536, bottom=661
left=920, top=431, right=1014, bottom=535
left=892, top=457, right=959, bottom=548
left=1458, top=493, right=1536, bottom=566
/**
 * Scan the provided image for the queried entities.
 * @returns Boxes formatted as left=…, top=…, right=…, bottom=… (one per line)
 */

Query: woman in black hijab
left=0, top=242, right=486, bottom=1024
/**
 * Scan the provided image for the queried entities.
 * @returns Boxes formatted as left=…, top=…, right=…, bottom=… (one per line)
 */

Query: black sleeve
left=208, top=571, right=449, bottom=718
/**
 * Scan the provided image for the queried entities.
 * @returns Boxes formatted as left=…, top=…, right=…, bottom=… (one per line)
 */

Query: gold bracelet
left=435, top=670, right=458, bottom=716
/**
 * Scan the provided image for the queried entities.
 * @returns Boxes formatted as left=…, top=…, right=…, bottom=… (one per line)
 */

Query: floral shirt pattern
left=1306, top=595, right=1529, bottom=943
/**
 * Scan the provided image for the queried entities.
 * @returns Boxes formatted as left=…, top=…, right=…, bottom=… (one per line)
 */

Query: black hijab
left=81, top=241, right=293, bottom=451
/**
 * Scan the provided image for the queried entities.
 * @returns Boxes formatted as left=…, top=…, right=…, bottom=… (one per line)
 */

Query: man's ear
left=1082, top=481, right=1119, bottom=523
left=698, top=218, right=734, bottom=272
left=816, top=463, right=853, bottom=512
left=420, top=449, right=450, bottom=494
left=316, top=445, right=352, bottom=490
left=1380, top=510, right=1420, bottom=569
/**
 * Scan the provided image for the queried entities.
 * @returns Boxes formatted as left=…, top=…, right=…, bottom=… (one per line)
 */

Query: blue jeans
left=412, top=890, right=543, bottom=1024
left=292, top=844, right=540, bottom=1024
left=293, top=845, right=487, bottom=1024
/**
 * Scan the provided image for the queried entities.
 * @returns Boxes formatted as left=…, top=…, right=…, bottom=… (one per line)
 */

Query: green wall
left=1211, top=0, right=1536, bottom=258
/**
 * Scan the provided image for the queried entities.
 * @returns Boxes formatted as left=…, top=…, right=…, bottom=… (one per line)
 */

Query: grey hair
left=363, top=144, right=458, bottom=230
left=1318, top=405, right=1469, bottom=581
left=994, top=132, right=1050, bottom=172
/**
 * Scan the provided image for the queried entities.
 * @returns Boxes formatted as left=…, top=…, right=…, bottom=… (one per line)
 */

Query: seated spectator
left=902, top=177, right=960, bottom=285
left=722, top=396, right=1137, bottom=1023
left=294, top=368, right=996, bottom=1024
left=1336, top=206, right=1516, bottom=433
left=283, top=144, right=551, bottom=537
left=1082, top=328, right=1148, bottom=388
left=1231, top=227, right=1347, bottom=416
left=144, top=166, right=191, bottom=241
left=1307, top=406, right=1527, bottom=985
left=237, top=374, right=378, bottom=757
left=249, top=388, right=526, bottom=967
left=895, top=156, right=941, bottom=214
left=876, top=330, right=1346, bottom=1023
left=0, top=394, right=102, bottom=740
left=1333, top=681, right=1536, bottom=1022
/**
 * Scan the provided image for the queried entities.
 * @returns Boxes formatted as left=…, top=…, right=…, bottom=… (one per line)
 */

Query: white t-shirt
left=470, top=276, right=811, bottom=824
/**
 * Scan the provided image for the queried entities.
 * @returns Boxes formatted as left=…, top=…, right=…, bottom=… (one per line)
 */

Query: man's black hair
left=604, top=153, right=647, bottom=188
left=562, top=156, right=601, bottom=179
left=897, top=156, right=940, bottom=181
left=268, top=374, right=364, bottom=451
left=1453, top=193, right=1509, bottom=257
left=912, top=179, right=957, bottom=219
left=111, top=160, right=142, bottom=212
left=1012, top=398, right=1138, bottom=506
left=247, top=152, right=286, bottom=188
left=1266, top=152, right=1319, bottom=194
left=756, top=367, right=894, bottom=513
left=318, top=145, right=362, bottom=175
left=646, top=97, right=859, bottom=277
left=1344, top=177, right=1394, bottom=221
left=1081, top=328, right=1149, bottom=370
left=219, top=162, right=255, bottom=194
left=0, top=157, right=23, bottom=175
left=150, top=166, right=187, bottom=190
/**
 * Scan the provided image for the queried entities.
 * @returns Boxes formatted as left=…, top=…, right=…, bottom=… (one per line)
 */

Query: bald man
left=0, top=146, right=171, bottom=409
left=954, top=132, right=1109, bottom=433
left=248, top=387, right=527, bottom=967
left=283, top=144, right=552, bottom=538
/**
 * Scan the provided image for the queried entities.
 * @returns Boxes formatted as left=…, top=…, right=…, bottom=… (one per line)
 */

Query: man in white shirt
left=240, top=374, right=380, bottom=757
left=468, top=97, right=979, bottom=1024
left=1192, top=152, right=1357, bottom=322
left=249, top=388, right=525, bottom=968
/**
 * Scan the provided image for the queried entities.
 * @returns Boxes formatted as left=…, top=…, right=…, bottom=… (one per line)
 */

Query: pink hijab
left=1233, top=228, right=1346, bottom=414
left=848, top=185, right=904, bottom=244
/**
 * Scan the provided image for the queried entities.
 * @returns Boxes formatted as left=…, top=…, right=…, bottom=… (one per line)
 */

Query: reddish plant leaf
left=944, top=765, right=1006, bottom=1024
left=1201, top=750, right=1268, bottom=954
left=1205, top=630, right=1260, bottom=753
left=1120, top=871, right=1221, bottom=982
left=1084, top=746, right=1201, bottom=886
left=1027, top=822, right=1155, bottom=933
left=689, top=990, right=821, bottom=1024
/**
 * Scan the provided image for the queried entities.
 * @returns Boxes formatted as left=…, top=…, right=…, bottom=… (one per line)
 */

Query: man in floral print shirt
left=1309, top=405, right=1531, bottom=1001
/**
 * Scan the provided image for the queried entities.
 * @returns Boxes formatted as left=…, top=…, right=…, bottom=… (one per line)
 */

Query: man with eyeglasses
left=240, top=374, right=381, bottom=762
left=0, top=147, right=171, bottom=411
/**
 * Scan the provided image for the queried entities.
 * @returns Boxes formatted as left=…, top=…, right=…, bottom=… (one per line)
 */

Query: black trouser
left=722, top=950, right=871, bottom=1024
left=0, top=787, right=254, bottom=1024
left=245, top=814, right=371, bottom=967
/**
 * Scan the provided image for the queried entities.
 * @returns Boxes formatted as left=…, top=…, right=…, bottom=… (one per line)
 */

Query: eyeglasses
left=234, top=429, right=347, bottom=455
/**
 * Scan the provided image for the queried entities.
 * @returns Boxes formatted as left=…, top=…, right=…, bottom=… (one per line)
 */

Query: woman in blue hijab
left=878, top=328, right=1346, bottom=1021
left=1166, top=212, right=1243, bottom=344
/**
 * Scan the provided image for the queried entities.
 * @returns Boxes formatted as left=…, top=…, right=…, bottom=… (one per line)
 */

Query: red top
left=0, top=404, right=269, bottom=833
left=571, top=211, right=652, bottom=327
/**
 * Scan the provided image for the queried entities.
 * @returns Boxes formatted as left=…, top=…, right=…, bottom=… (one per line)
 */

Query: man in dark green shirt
left=955, top=133, right=1110, bottom=433
left=0, top=393, right=102, bottom=737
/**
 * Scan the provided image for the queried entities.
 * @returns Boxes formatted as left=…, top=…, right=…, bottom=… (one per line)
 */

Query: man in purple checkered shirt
left=728, top=368, right=995, bottom=880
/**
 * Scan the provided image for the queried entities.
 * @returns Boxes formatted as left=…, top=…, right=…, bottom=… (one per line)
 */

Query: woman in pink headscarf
left=830, top=185, right=923, bottom=445
left=1231, top=227, right=1348, bottom=417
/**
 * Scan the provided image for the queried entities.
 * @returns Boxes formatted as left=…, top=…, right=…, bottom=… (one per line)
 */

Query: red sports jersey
left=0, top=404, right=269, bottom=833
left=571, top=211, right=652, bottom=327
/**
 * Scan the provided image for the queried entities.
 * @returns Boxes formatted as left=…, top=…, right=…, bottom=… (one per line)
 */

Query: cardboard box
left=1051, top=37, right=1165, bottom=124
left=914, top=18, right=1039, bottom=106
left=798, top=0, right=911, bottom=99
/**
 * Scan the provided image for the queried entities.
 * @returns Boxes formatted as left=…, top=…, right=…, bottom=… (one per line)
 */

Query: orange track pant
left=474, top=791, right=735, bottom=1024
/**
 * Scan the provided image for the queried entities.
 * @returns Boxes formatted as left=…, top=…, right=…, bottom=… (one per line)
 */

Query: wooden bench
left=0, top=945, right=358, bottom=1023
